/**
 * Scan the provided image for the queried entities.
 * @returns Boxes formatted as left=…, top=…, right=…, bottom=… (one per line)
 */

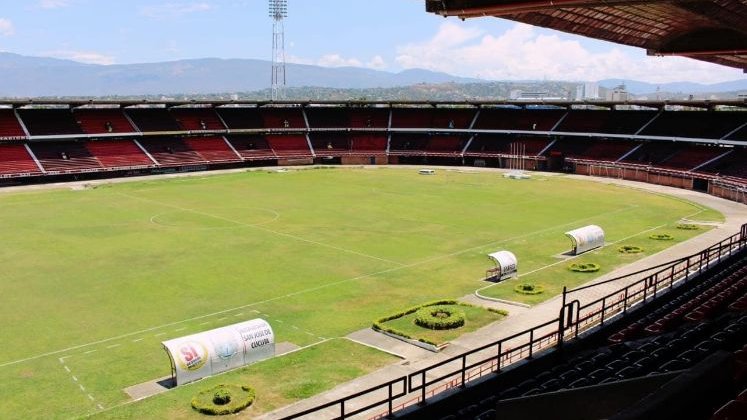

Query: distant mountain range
left=0, top=53, right=480, bottom=97
left=598, top=79, right=747, bottom=96
left=0, top=52, right=745, bottom=98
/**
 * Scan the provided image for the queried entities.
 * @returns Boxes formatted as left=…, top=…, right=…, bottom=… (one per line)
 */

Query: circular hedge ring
left=191, top=384, right=256, bottom=416
left=618, top=245, right=644, bottom=254
left=649, top=233, right=674, bottom=241
left=677, top=224, right=700, bottom=231
left=414, top=305, right=465, bottom=330
left=514, top=283, right=546, bottom=295
left=568, top=263, right=601, bottom=273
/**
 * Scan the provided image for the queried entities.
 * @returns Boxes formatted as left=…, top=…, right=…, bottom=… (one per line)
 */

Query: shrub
left=513, top=283, right=545, bottom=295
left=677, top=224, right=700, bottom=230
left=618, top=245, right=644, bottom=254
left=191, top=384, right=255, bottom=416
left=649, top=233, right=674, bottom=241
left=568, top=262, right=600, bottom=273
left=414, top=306, right=465, bottom=330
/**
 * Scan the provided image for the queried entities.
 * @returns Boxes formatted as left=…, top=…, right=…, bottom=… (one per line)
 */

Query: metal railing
left=282, top=224, right=747, bottom=419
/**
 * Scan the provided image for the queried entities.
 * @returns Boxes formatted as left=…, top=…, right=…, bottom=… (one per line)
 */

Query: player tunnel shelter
left=486, top=250, right=518, bottom=282
left=162, top=319, right=275, bottom=386
left=565, top=225, right=605, bottom=256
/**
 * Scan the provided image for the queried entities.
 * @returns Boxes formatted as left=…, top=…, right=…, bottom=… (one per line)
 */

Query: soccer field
left=0, top=167, right=722, bottom=418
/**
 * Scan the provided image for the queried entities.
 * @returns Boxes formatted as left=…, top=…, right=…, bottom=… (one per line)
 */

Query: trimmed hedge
left=191, top=384, right=255, bottom=416
left=414, top=306, right=465, bottom=330
left=513, top=283, right=545, bottom=295
left=677, top=224, right=701, bottom=230
left=372, top=300, right=507, bottom=343
left=649, top=233, right=674, bottom=241
left=568, top=262, right=600, bottom=273
left=618, top=245, right=644, bottom=254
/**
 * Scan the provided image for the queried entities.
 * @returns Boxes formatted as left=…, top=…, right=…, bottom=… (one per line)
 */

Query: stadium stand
left=305, top=107, right=351, bottom=128
left=138, top=137, right=206, bottom=166
left=170, top=107, right=226, bottom=131
left=265, top=135, right=312, bottom=158
left=473, top=108, right=566, bottom=131
left=183, top=137, right=240, bottom=162
left=73, top=108, right=136, bottom=134
left=17, top=108, right=83, bottom=136
left=29, top=141, right=103, bottom=172
left=310, top=133, right=351, bottom=156
left=225, top=135, right=276, bottom=160
left=465, top=135, right=550, bottom=157
left=85, top=140, right=153, bottom=168
left=0, top=144, right=41, bottom=176
left=0, top=109, right=27, bottom=138
left=125, top=108, right=181, bottom=132
left=215, top=107, right=265, bottom=129
left=348, top=108, right=390, bottom=128
left=701, top=148, right=747, bottom=179
left=640, top=111, right=747, bottom=139
left=391, top=108, right=436, bottom=128
left=349, top=133, right=388, bottom=153
left=260, top=107, right=306, bottom=129
left=551, top=138, right=638, bottom=162
left=555, top=110, right=657, bottom=135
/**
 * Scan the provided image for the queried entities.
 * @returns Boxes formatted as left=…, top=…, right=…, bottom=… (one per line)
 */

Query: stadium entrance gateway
left=486, top=251, right=518, bottom=282
left=162, top=319, right=275, bottom=386
left=565, top=225, right=605, bottom=255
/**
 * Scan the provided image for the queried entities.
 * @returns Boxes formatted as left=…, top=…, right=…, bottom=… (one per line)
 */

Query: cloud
left=0, top=18, right=14, bottom=36
left=43, top=50, right=115, bottom=65
left=395, top=22, right=744, bottom=84
left=38, top=0, right=71, bottom=9
left=317, top=54, right=362, bottom=68
left=140, top=2, right=212, bottom=19
left=288, top=53, right=387, bottom=70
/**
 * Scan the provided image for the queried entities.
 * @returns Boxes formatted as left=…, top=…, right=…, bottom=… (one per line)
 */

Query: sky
left=0, top=0, right=744, bottom=84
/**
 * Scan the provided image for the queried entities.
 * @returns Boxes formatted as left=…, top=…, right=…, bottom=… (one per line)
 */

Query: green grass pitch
left=0, top=167, right=721, bottom=418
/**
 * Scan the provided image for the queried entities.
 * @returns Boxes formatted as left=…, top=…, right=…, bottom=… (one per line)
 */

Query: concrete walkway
left=259, top=173, right=747, bottom=420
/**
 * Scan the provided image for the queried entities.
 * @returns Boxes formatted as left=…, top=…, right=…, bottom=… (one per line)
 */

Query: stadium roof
left=425, top=0, right=747, bottom=72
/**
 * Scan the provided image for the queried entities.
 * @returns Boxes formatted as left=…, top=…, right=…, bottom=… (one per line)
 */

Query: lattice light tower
left=269, top=0, right=287, bottom=101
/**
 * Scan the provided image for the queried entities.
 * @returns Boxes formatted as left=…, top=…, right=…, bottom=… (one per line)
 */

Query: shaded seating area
left=474, top=108, right=566, bottom=131
left=260, top=107, right=306, bottom=129
left=73, top=108, right=136, bottom=134
left=125, top=108, right=181, bottom=132
left=29, top=141, right=102, bottom=172
left=18, top=108, right=83, bottom=136
left=641, top=111, right=747, bottom=139
left=215, top=107, right=264, bottom=129
left=170, top=108, right=226, bottom=131
left=85, top=140, right=153, bottom=168
left=557, top=110, right=656, bottom=134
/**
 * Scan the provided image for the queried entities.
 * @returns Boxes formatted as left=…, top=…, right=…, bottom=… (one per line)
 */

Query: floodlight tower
left=269, top=0, right=288, bottom=101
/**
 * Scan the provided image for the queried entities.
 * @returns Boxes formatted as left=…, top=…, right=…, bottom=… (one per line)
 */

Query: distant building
left=575, top=82, right=600, bottom=100
left=610, top=84, right=629, bottom=102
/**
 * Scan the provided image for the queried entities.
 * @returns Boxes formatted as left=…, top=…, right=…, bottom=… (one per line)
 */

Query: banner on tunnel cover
left=162, top=318, right=275, bottom=386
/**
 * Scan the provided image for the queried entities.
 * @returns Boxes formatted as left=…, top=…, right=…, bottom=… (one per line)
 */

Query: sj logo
left=177, top=342, right=208, bottom=371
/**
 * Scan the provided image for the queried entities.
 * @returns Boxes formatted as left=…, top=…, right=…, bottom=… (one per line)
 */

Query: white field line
left=0, top=204, right=639, bottom=369
left=120, top=192, right=405, bottom=267
left=58, top=358, right=101, bottom=410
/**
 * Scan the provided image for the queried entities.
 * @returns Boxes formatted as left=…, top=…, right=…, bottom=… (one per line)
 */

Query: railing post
left=420, top=372, right=426, bottom=405
left=461, top=355, right=467, bottom=388
left=558, top=286, right=567, bottom=347
left=496, top=342, right=502, bottom=372
left=623, top=287, right=629, bottom=315
left=670, top=265, right=675, bottom=289
left=600, top=297, right=607, bottom=326
left=528, top=329, right=534, bottom=359
left=388, top=382, right=393, bottom=417
left=341, top=400, right=345, bottom=419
